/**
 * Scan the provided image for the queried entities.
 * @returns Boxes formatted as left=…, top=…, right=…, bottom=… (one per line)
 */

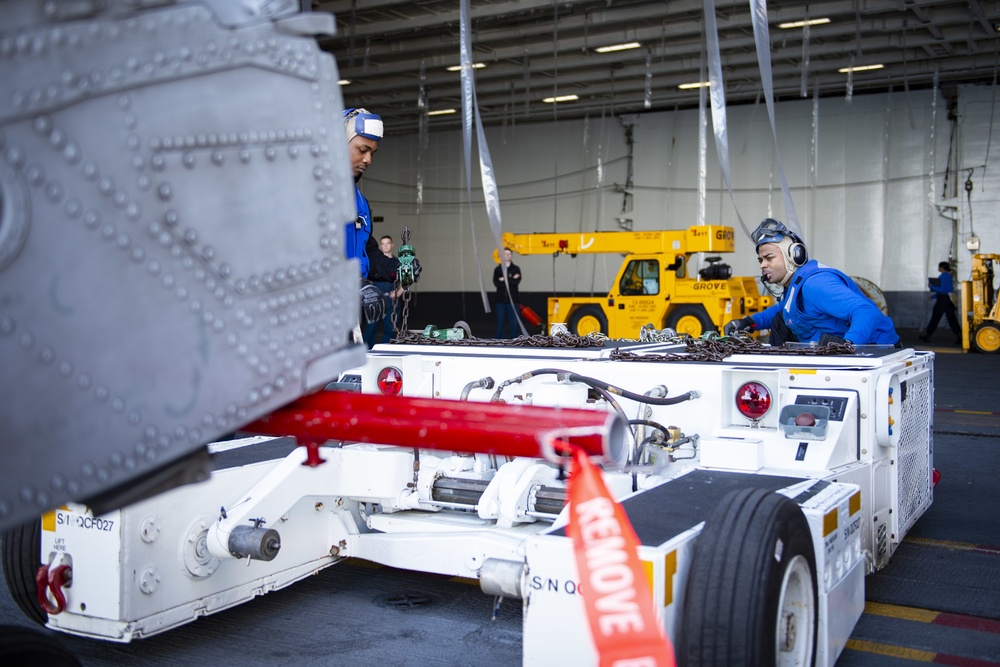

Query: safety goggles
left=344, top=108, right=383, bottom=141
left=751, top=218, right=795, bottom=246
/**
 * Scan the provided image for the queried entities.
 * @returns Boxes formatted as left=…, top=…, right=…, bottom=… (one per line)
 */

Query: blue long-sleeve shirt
left=750, top=260, right=899, bottom=345
left=930, top=271, right=954, bottom=296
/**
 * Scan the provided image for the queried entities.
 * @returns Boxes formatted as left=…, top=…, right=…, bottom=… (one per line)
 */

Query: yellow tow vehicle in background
left=496, top=225, right=772, bottom=337
left=960, top=253, right=1000, bottom=353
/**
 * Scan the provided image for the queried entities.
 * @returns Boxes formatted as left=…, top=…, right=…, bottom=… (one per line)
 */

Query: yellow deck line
left=845, top=638, right=936, bottom=661
left=907, top=535, right=998, bottom=553
left=864, top=601, right=939, bottom=623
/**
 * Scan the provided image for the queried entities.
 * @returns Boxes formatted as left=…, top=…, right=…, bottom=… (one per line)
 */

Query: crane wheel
left=973, top=323, right=1000, bottom=353
left=678, top=488, right=817, bottom=667
left=2, top=519, right=47, bottom=626
left=665, top=305, right=715, bottom=338
left=566, top=306, right=608, bottom=336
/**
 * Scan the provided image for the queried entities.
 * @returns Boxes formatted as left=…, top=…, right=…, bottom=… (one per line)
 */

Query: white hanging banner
left=459, top=0, right=492, bottom=311
left=698, top=56, right=707, bottom=229
left=703, top=0, right=752, bottom=240
left=748, top=0, right=803, bottom=239
left=800, top=23, right=810, bottom=98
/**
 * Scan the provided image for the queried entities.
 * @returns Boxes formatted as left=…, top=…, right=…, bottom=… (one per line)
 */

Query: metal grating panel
left=896, top=371, right=933, bottom=535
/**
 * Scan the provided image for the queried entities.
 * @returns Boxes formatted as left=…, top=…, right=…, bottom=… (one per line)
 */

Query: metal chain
left=391, top=330, right=607, bottom=348
left=393, top=286, right=411, bottom=338
left=610, top=334, right=857, bottom=363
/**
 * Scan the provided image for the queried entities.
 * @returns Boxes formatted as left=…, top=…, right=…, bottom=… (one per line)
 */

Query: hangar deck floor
left=1, top=329, right=998, bottom=666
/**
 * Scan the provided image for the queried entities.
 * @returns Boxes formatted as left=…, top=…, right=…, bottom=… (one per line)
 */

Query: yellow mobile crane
left=497, top=225, right=772, bottom=338
left=960, top=253, right=1000, bottom=353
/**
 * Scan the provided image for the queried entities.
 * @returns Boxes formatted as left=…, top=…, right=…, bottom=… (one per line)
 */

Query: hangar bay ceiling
left=315, top=0, right=1000, bottom=134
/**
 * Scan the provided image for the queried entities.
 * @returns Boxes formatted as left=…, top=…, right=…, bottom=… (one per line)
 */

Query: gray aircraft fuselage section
left=0, top=0, right=362, bottom=531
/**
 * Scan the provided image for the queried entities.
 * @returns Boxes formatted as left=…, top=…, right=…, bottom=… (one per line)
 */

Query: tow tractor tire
left=566, top=306, right=608, bottom=336
left=679, top=488, right=817, bottom=667
left=2, top=520, right=47, bottom=626
left=973, top=323, right=1000, bottom=353
left=664, top=304, right=716, bottom=338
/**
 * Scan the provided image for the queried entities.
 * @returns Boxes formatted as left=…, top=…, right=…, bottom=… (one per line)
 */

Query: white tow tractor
left=5, top=339, right=933, bottom=666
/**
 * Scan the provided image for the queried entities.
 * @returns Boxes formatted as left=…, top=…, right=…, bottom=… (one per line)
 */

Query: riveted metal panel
left=0, top=0, right=361, bottom=530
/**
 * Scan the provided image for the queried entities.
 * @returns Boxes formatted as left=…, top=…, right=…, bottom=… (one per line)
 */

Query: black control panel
left=794, top=394, right=849, bottom=421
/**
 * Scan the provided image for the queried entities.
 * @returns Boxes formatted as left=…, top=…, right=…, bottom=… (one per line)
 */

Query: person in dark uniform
left=493, top=248, right=521, bottom=339
left=363, top=235, right=402, bottom=347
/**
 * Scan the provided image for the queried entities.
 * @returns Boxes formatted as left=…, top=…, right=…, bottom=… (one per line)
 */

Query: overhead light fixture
left=446, top=63, right=486, bottom=72
left=678, top=81, right=710, bottom=90
left=427, top=108, right=457, bottom=116
left=542, top=94, right=579, bottom=104
left=338, top=79, right=351, bottom=86
left=778, top=18, right=831, bottom=29
left=595, top=42, right=641, bottom=54
left=838, top=64, right=884, bottom=73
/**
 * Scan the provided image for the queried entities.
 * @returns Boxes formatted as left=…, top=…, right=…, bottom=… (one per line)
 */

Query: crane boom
left=500, top=225, right=735, bottom=257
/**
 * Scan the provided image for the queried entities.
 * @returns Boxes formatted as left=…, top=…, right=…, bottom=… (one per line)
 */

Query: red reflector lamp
left=736, top=381, right=772, bottom=420
left=559, top=239, right=569, bottom=249
left=377, top=367, right=403, bottom=395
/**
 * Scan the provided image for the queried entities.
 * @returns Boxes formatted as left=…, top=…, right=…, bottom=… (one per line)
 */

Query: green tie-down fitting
left=423, top=322, right=472, bottom=340
left=397, top=226, right=417, bottom=286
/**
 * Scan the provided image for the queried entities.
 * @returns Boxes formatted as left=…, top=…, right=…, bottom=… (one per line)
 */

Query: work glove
left=411, top=258, right=422, bottom=283
left=359, top=280, right=388, bottom=324
left=818, top=333, right=850, bottom=347
left=723, top=316, right=754, bottom=336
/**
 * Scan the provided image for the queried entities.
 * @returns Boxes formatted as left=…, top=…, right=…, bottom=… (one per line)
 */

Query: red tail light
left=377, top=367, right=403, bottom=396
left=736, top=381, right=772, bottom=420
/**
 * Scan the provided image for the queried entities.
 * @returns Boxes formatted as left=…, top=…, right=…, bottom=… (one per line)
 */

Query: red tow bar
left=246, top=391, right=624, bottom=465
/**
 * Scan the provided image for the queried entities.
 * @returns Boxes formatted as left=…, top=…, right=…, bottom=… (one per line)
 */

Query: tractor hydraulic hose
left=492, top=368, right=698, bottom=406
left=460, top=377, right=495, bottom=401
left=627, top=418, right=673, bottom=436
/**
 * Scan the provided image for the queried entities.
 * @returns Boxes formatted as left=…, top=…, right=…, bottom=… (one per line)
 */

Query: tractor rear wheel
left=678, top=488, right=818, bottom=667
left=566, top=306, right=608, bottom=336
left=665, top=304, right=715, bottom=337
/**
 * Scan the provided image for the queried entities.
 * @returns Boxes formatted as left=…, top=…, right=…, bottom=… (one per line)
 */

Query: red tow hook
left=36, top=563, right=72, bottom=615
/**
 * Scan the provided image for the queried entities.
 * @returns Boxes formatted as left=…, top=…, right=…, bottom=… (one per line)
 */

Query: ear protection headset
left=752, top=218, right=808, bottom=267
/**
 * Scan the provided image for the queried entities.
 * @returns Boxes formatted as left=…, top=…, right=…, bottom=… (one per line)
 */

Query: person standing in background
left=363, top=235, right=402, bottom=347
left=493, top=248, right=521, bottom=339
left=919, top=261, right=962, bottom=344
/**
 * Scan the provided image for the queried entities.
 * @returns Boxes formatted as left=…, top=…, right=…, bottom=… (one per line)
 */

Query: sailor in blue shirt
left=918, top=261, right=962, bottom=344
left=343, top=108, right=420, bottom=328
left=724, top=219, right=900, bottom=347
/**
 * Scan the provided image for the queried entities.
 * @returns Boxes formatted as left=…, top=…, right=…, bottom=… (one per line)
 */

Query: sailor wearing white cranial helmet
left=344, top=107, right=384, bottom=143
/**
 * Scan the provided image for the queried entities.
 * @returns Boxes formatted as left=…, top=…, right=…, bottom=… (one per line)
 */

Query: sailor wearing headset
left=724, top=218, right=899, bottom=347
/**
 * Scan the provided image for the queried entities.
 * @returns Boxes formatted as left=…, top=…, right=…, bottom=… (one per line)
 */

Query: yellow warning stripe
left=864, top=601, right=939, bottom=623
left=823, top=508, right=838, bottom=537
left=849, top=491, right=861, bottom=516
